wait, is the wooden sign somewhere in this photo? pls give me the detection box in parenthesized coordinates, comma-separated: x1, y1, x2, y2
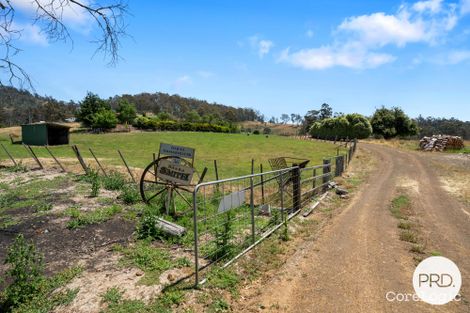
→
(159, 143, 195, 161)
(157, 159, 195, 185)
(218, 190, 246, 213)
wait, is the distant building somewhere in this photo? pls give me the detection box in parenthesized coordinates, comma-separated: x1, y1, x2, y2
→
(21, 122, 71, 146)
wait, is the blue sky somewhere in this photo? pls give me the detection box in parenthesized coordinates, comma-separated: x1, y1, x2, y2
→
(7, 0, 470, 120)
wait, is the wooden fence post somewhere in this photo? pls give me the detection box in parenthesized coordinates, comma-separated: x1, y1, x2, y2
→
(71, 145, 89, 174)
(24, 144, 43, 169)
(1, 143, 17, 166)
(118, 150, 136, 183)
(45, 146, 66, 172)
(89, 148, 107, 177)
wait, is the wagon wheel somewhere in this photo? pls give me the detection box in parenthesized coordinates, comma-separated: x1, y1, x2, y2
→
(140, 156, 199, 215)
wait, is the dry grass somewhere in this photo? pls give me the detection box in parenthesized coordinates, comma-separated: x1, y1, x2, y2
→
(238, 121, 300, 136)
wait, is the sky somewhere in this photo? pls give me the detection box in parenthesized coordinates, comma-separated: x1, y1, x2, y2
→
(5, 0, 470, 120)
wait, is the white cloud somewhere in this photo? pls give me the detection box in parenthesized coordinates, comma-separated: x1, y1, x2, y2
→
(306, 29, 314, 38)
(249, 36, 274, 58)
(280, 0, 462, 70)
(443, 50, 470, 64)
(412, 0, 443, 13)
(11, 0, 91, 24)
(461, 0, 470, 14)
(338, 2, 458, 48)
(12, 22, 48, 46)
(279, 46, 395, 70)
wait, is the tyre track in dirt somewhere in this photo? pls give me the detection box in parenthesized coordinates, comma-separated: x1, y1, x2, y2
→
(248, 143, 469, 313)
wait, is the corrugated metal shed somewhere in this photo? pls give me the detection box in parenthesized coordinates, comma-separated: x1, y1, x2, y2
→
(21, 122, 71, 146)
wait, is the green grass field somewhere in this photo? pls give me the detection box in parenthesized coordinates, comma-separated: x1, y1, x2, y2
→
(0, 131, 344, 180)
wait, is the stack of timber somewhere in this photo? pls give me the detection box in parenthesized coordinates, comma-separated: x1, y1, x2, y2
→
(419, 135, 464, 151)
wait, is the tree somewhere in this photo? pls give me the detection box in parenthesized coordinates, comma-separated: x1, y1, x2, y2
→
(185, 110, 202, 123)
(370, 107, 418, 139)
(280, 114, 290, 124)
(0, 0, 129, 88)
(116, 100, 136, 125)
(319, 103, 333, 120)
(309, 113, 372, 139)
(76, 92, 110, 127)
(91, 109, 118, 130)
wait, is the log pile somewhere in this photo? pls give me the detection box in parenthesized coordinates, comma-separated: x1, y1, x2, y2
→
(419, 135, 464, 151)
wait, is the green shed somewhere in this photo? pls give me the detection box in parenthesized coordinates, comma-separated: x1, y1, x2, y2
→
(21, 122, 71, 146)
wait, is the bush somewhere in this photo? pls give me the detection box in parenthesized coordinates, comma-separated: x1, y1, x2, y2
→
(91, 109, 118, 130)
(370, 107, 418, 139)
(1, 234, 44, 311)
(137, 206, 161, 240)
(101, 171, 126, 191)
(253, 130, 260, 135)
(263, 127, 272, 135)
(119, 185, 140, 204)
(132, 118, 231, 133)
(309, 113, 372, 139)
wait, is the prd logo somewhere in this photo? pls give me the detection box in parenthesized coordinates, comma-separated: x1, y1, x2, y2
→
(413, 256, 462, 305)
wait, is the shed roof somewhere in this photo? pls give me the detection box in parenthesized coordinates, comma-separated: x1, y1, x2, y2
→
(21, 122, 72, 128)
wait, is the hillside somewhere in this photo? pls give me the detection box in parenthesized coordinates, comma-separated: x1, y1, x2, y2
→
(0, 87, 261, 127)
(239, 121, 300, 136)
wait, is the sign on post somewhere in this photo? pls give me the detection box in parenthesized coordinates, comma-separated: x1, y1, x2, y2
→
(157, 159, 195, 185)
(159, 143, 195, 165)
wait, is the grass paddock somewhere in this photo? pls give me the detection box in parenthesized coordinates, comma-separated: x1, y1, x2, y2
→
(0, 131, 343, 180)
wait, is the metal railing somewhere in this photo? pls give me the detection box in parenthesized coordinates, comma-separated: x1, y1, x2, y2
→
(192, 167, 296, 285)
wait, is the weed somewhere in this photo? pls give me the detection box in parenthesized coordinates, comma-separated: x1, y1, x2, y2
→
(410, 244, 425, 254)
(207, 267, 239, 293)
(0, 234, 44, 310)
(430, 250, 442, 256)
(400, 230, 418, 243)
(208, 211, 235, 261)
(175, 257, 192, 268)
(114, 240, 172, 282)
(34, 203, 52, 213)
(102, 171, 126, 191)
(208, 297, 230, 312)
(66, 205, 122, 229)
(7, 162, 28, 173)
(90, 175, 100, 197)
(397, 220, 412, 230)
(390, 195, 411, 220)
(136, 206, 160, 240)
(159, 290, 184, 306)
(102, 287, 123, 306)
(280, 219, 289, 241)
(119, 185, 140, 204)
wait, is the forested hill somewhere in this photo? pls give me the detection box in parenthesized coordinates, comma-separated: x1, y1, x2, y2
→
(0, 87, 261, 127)
(108, 92, 260, 122)
(0, 86, 76, 127)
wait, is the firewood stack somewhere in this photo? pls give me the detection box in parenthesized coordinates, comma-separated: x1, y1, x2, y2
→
(419, 135, 464, 151)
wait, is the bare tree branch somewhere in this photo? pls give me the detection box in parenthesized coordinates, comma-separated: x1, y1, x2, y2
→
(0, 0, 129, 89)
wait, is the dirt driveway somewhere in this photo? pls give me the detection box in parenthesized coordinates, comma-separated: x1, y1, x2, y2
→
(249, 143, 470, 312)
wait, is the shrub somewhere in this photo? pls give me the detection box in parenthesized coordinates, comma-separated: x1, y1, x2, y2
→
(253, 130, 260, 135)
(263, 127, 272, 135)
(137, 206, 161, 240)
(101, 171, 126, 191)
(1, 234, 44, 310)
(309, 113, 372, 139)
(119, 185, 140, 204)
(370, 107, 418, 139)
(90, 174, 100, 197)
(91, 109, 118, 130)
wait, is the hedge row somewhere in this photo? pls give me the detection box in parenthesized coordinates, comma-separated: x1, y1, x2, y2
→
(309, 113, 372, 140)
(133, 116, 235, 133)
